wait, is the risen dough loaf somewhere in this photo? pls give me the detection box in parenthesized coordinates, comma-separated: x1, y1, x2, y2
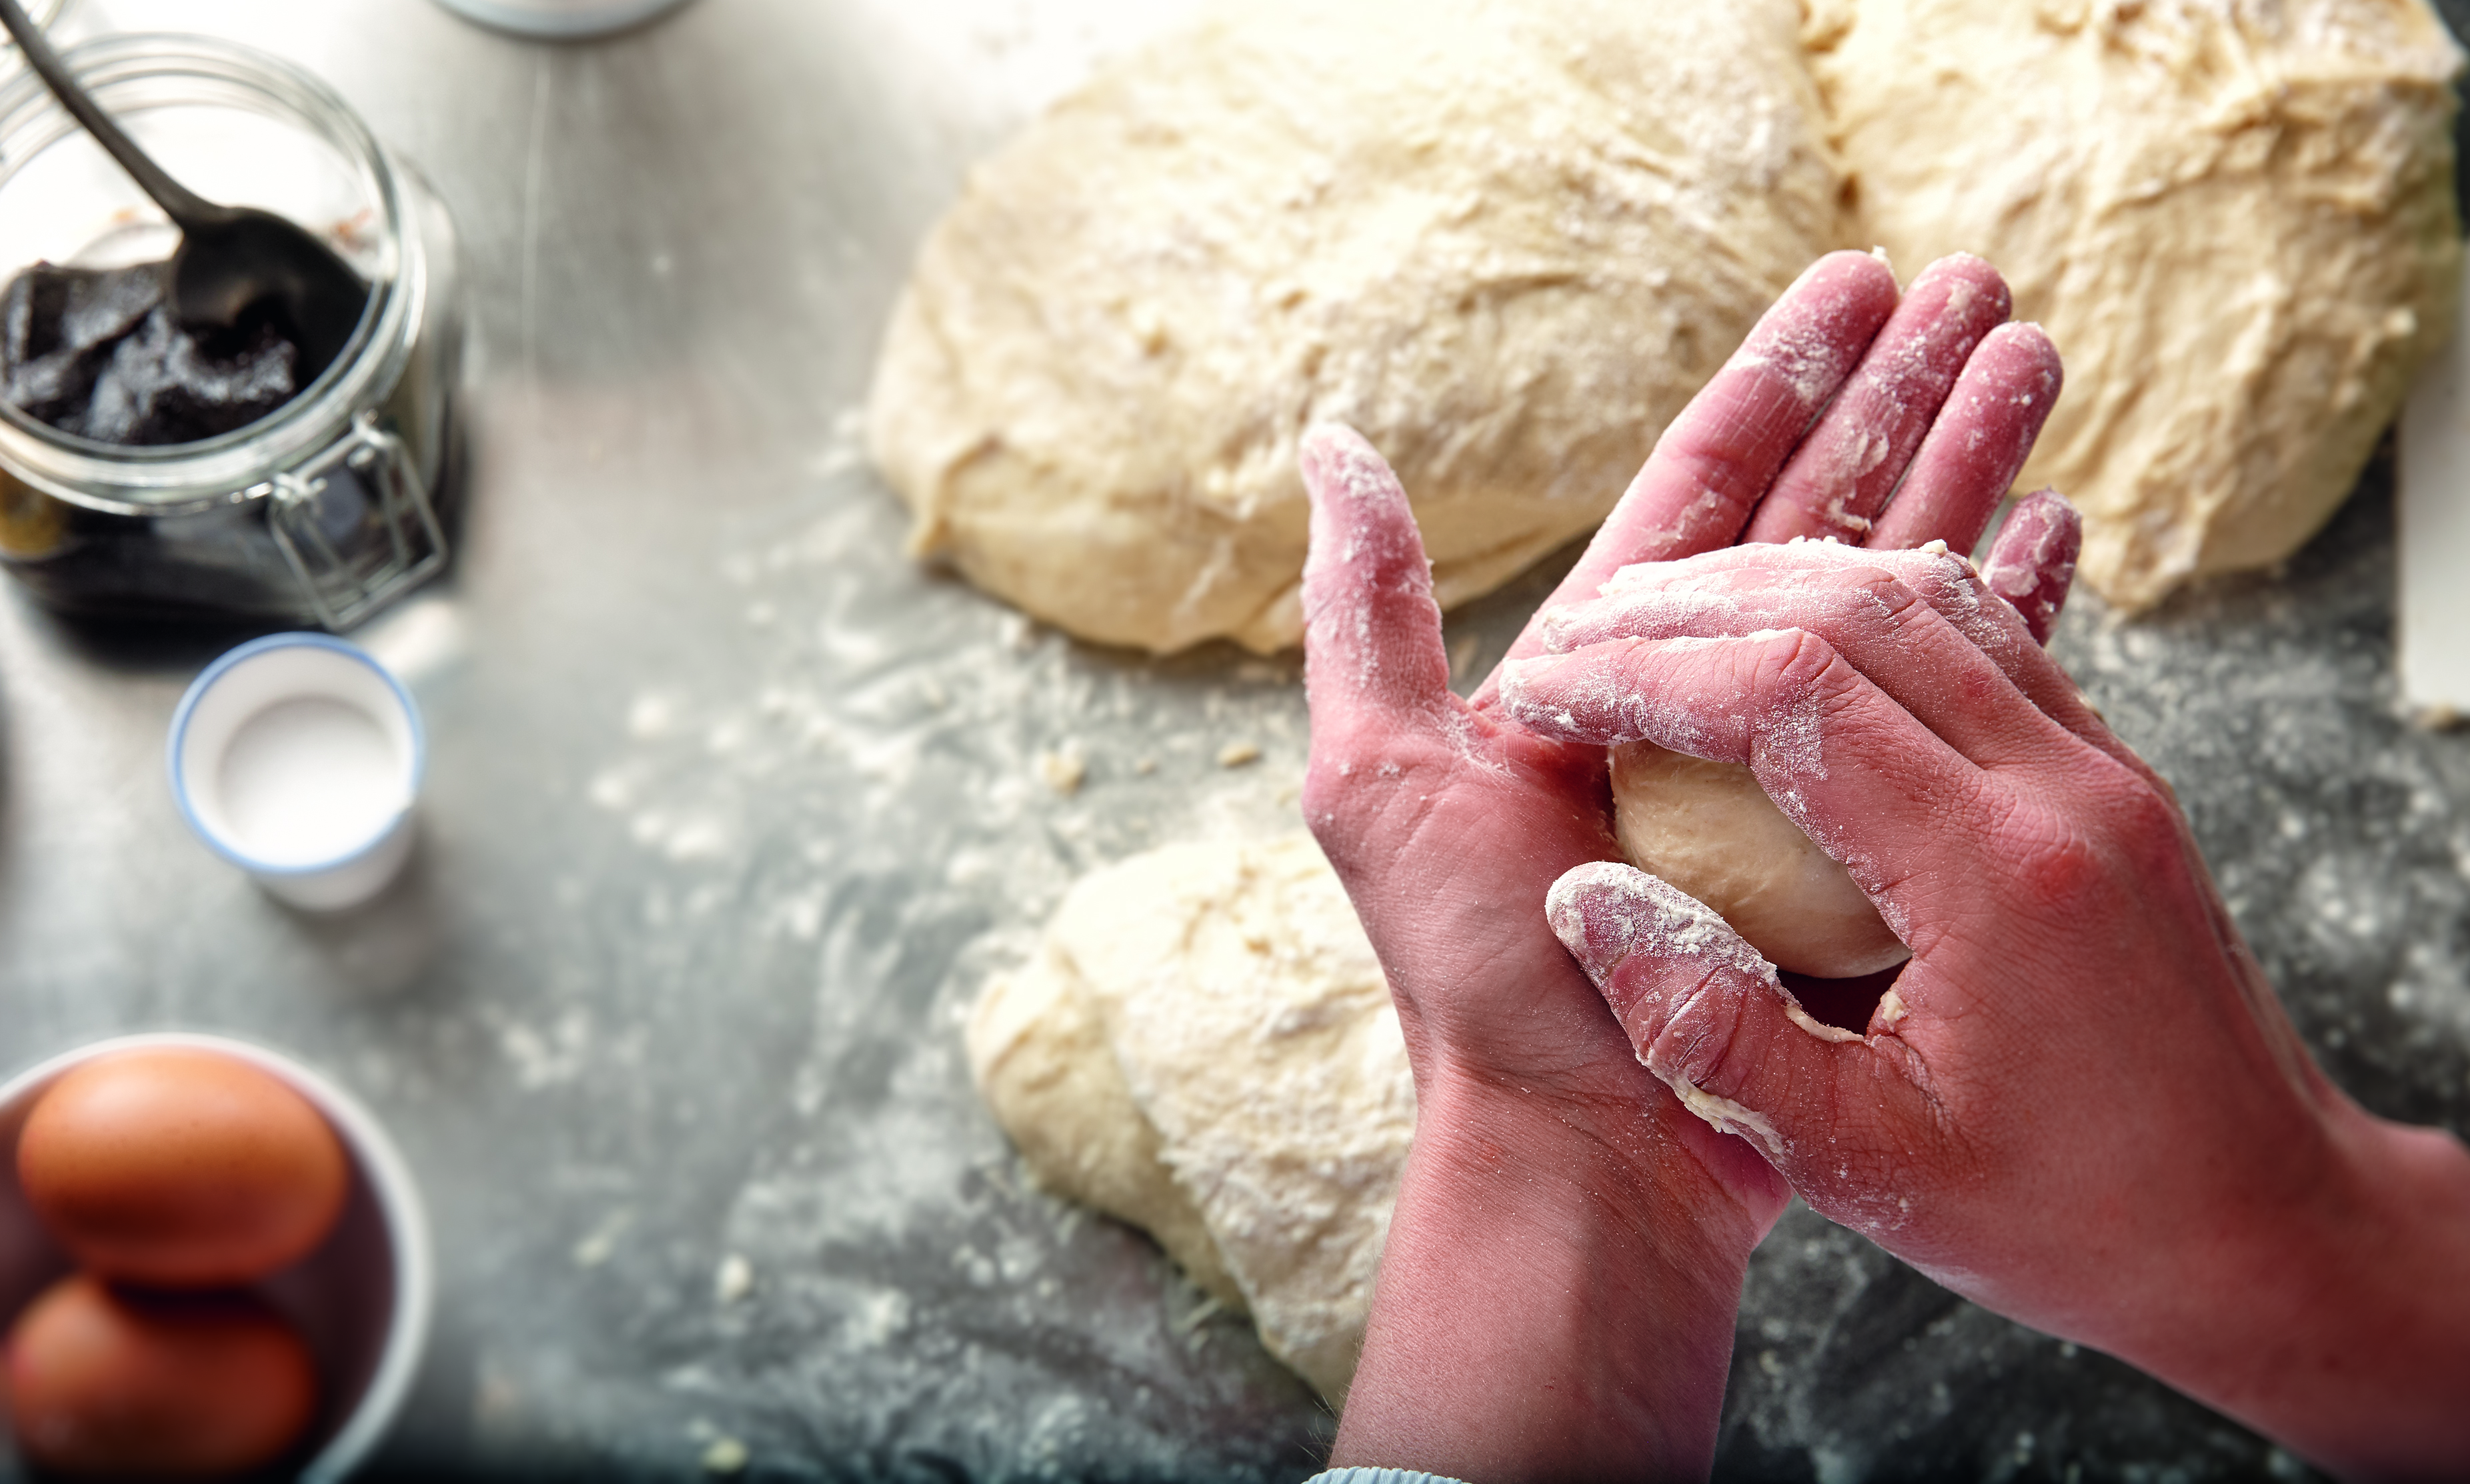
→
(1609, 742, 1907, 979)
(1807, 0, 2463, 611)
(870, 0, 1845, 653)
(966, 834, 1412, 1401)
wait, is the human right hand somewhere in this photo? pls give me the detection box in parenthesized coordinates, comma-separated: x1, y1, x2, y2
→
(1502, 540, 2470, 1477)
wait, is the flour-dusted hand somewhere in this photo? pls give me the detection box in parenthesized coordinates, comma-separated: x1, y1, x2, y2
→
(1506, 541, 2470, 1479)
(1298, 250, 2073, 1479)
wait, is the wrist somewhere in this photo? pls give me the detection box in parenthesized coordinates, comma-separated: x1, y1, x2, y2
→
(2125, 1107, 2470, 1476)
(1412, 1056, 1778, 1268)
(1330, 1061, 1769, 1481)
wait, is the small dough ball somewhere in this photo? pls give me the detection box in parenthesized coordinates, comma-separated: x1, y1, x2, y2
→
(1807, 0, 2463, 611)
(870, 0, 1846, 654)
(1609, 741, 1908, 979)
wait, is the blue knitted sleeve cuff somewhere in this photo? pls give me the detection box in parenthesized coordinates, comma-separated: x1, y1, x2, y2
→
(1300, 1470, 1473, 1484)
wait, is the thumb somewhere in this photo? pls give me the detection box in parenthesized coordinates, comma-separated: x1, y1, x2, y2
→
(1299, 423, 1458, 732)
(1546, 862, 1937, 1181)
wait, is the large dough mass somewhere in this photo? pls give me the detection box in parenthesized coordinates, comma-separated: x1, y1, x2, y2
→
(966, 834, 1412, 1401)
(1808, 0, 2463, 611)
(870, 0, 1844, 653)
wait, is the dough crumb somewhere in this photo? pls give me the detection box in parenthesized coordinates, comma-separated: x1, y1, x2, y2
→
(1216, 741, 1262, 768)
(1169, 1291, 1224, 1334)
(1656, 1071, 1785, 1159)
(1782, 1000, 1865, 1045)
(702, 1437, 748, 1475)
(1037, 748, 1088, 794)
(714, 1253, 753, 1305)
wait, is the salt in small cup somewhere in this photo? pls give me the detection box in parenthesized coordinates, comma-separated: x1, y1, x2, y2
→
(168, 633, 425, 911)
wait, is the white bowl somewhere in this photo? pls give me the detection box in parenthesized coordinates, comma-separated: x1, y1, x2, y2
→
(0, 1033, 433, 1483)
(168, 633, 425, 912)
(430, 0, 692, 39)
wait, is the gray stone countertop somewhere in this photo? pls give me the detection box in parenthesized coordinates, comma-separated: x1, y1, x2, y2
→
(0, 1, 2461, 1479)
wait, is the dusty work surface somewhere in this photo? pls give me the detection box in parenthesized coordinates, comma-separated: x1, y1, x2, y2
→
(0, 1, 2463, 1479)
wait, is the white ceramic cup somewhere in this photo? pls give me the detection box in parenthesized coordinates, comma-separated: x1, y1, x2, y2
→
(168, 633, 425, 911)
(430, 0, 692, 39)
(0, 1032, 435, 1483)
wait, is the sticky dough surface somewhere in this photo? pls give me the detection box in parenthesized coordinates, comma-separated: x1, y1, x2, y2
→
(868, 0, 1844, 653)
(1807, 0, 2463, 611)
(965, 833, 1411, 1403)
(1609, 741, 1909, 979)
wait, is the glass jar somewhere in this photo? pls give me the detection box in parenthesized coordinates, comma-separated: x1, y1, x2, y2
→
(0, 35, 462, 629)
(0, 0, 68, 67)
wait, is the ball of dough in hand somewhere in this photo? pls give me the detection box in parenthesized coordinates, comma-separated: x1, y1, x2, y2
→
(1609, 741, 1909, 979)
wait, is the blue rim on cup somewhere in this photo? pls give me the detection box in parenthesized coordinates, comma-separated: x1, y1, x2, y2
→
(0, 1032, 435, 1482)
(167, 633, 425, 911)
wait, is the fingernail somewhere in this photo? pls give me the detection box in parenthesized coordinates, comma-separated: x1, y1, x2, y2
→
(1494, 651, 1550, 691)
(1599, 561, 1660, 597)
(1494, 653, 1569, 712)
(1297, 422, 1366, 494)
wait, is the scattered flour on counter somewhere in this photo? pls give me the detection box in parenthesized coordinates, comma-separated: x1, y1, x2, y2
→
(560, 442, 1336, 1474)
(844, 0, 1202, 128)
(488, 1005, 595, 1091)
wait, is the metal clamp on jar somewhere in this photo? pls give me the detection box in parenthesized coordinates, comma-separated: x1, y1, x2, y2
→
(0, 35, 463, 629)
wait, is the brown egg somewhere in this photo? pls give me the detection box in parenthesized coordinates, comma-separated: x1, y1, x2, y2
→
(5, 1272, 317, 1476)
(17, 1048, 349, 1287)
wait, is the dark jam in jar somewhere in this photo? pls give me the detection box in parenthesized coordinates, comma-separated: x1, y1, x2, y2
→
(0, 37, 460, 627)
(0, 259, 355, 447)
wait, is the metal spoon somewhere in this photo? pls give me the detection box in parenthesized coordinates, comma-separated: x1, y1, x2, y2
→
(0, 0, 370, 382)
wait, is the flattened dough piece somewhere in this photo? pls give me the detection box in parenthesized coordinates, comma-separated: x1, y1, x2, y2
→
(870, 0, 1845, 654)
(1808, 0, 2463, 611)
(966, 834, 1412, 1401)
(968, 947, 1244, 1310)
(1609, 742, 1907, 980)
